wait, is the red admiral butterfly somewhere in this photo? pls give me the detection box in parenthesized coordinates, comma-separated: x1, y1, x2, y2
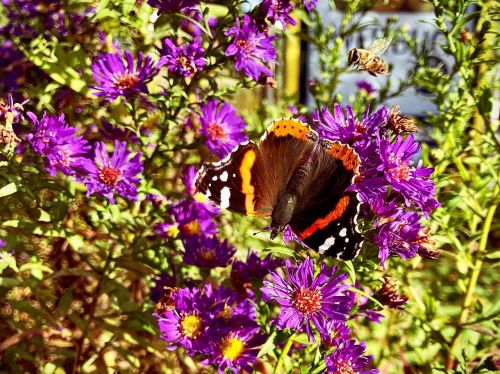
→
(195, 118, 363, 260)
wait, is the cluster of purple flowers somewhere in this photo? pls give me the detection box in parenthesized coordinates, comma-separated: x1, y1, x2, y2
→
(260, 257, 378, 373)
(155, 283, 266, 372)
(312, 104, 440, 266)
(24, 111, 143, 203)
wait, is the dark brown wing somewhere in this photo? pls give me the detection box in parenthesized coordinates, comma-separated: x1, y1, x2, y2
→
(195, 118, 318, 217)
(289, 140, 363, 260)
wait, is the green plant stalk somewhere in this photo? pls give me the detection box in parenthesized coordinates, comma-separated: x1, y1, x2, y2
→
(445, 186, 498, 369)
(274, 333, 296, 374)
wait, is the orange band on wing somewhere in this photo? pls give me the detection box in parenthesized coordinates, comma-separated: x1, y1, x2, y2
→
(267, 119, 317, 141)
(325, 142, 360, 172)
(240, 149, 257, 214)
(298, 195, 351, 240)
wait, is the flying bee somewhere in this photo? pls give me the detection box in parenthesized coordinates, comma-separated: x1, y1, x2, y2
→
(347, 37, 392, 77)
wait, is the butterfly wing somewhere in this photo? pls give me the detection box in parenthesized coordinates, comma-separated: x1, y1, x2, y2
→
(289, 140, 363, 260)
(195, 118, 318, 217)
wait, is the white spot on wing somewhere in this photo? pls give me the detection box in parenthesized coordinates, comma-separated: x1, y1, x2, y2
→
(220, 187, 231, 209)
(318, 237, 335, 254)
(339, 228, 347, 237)
(212, 176, 218, 181)
(220, 171, 228, 182)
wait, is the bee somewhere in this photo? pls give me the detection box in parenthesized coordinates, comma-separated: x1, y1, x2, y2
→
(347, 37, 392, 77)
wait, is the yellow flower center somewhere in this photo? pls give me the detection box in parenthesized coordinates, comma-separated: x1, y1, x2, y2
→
(200, 249, 216, 262)
(194, 192, 208, 203)
(179, 314, 203, 339)
(221, 337, 245, 361)
(218, 305, 232, 320)
(181, 220, 201, 235)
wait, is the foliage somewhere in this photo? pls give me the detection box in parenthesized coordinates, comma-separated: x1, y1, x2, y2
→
(0, 0, 498, 373)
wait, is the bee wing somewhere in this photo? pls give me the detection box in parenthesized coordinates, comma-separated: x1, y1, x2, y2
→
(367, 37, 392, 56)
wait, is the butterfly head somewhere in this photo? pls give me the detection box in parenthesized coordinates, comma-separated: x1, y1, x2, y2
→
(269, 225, 283, 240)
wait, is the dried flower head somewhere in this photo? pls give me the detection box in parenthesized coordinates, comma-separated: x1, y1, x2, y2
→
(377, 276, 408, 310)
(385, 106, 419, 134)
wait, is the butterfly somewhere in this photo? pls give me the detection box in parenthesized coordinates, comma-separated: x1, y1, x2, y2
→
(195, 118, 363, 260)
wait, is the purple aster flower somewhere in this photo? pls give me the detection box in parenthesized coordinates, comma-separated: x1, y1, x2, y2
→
(150, 272, 176, 303)
(91, 50, 158, 101)
(171, 198, 218, 237)
(230, 251, 282, 296)
(210, 285, 258, 332)
(0, 94, 27, 125)
(0, 239, 5, 247)
(377, 134, 439, 216)
(261, 257, 352, 340)
(321, 320, 350, 348)
(325, 340, 378, 374)
(158, 38, 206, 78)
(374, 210, 423, 266)
(147, 0, 199, 13)
(202, 327, 266, 373)
(346, 282, 384, 323)
(302, 0, 318, 11)
(198, 99, 248, 158)
(78, 140, 143, 203)
(259, 0, 297, 29)
(182, 235, 235, 268)
(225, 14, 277, 81)
(356, 80, 376, 95)
(26, 112, 90, 176)
(155, 286, 215, 354)
(312, 104, 389, 146)
(154, 222, 179, 239)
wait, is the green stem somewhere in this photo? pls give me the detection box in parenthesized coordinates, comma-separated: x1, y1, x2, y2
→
(445, 188, 498, 369)
(274, 333, 296, 374)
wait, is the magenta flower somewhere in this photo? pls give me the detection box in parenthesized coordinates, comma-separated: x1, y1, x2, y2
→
(259, 0, 297, 29)
(78, 141, 143, 203)
(377, 134, 439, 216)
(320, 320, 350, 348)
(356, 80, 376, 95)
(156, 286, 215, 354)
(202, 327, 266, 373)
(225, 15, 277, 81)
(159, 38, 206, 78)
(198, 99, 248, 158)
(26, 112, 90, 176)
(91, 50, 158, 101)
(261, 257, 352, 340)
(325, 340, 378, 374)
(148, 0, 199, 13)
(182, 235, 236, 268)
(302, 0, 318, 11)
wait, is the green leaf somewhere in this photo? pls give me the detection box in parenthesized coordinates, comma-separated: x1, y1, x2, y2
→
(55, 289, 73, 318)
(0, 182, 17, 198)
(257, 331, 276, 358)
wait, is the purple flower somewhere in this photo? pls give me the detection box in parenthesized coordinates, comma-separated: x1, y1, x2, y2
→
(325, 340, 378, 374)
(147, 0, 199, 13)
(182, 235, 235, 268)
(150, 272, 176, 303)
(260, 0, 297, 29)
(154, 222, 179, 239)
(198, 99, 248, 158)
(374, 210, 423, 266)
(320, 321, 350, 348)
(230, 251, 282, 296)
(302, 0, 318, 11)
(26, 112, 90, 176)
(91, 51, 158, 101)
(159, 38, 206, 78)
(0, 94, 27, 124)
(261, 257, 352, 340)
(210, 285, 257, 331)
(78, 140, 143, 203)
(0, 239, 5, 247)
(356, 80, 376, 95)
(156, 286, 215, 354)
(225, 15, 277, 81)
(202, 327, 266, 373)
(377, 134, 439, 215)
(171, 198, 218, 237)
(312, 104, 389, 146)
